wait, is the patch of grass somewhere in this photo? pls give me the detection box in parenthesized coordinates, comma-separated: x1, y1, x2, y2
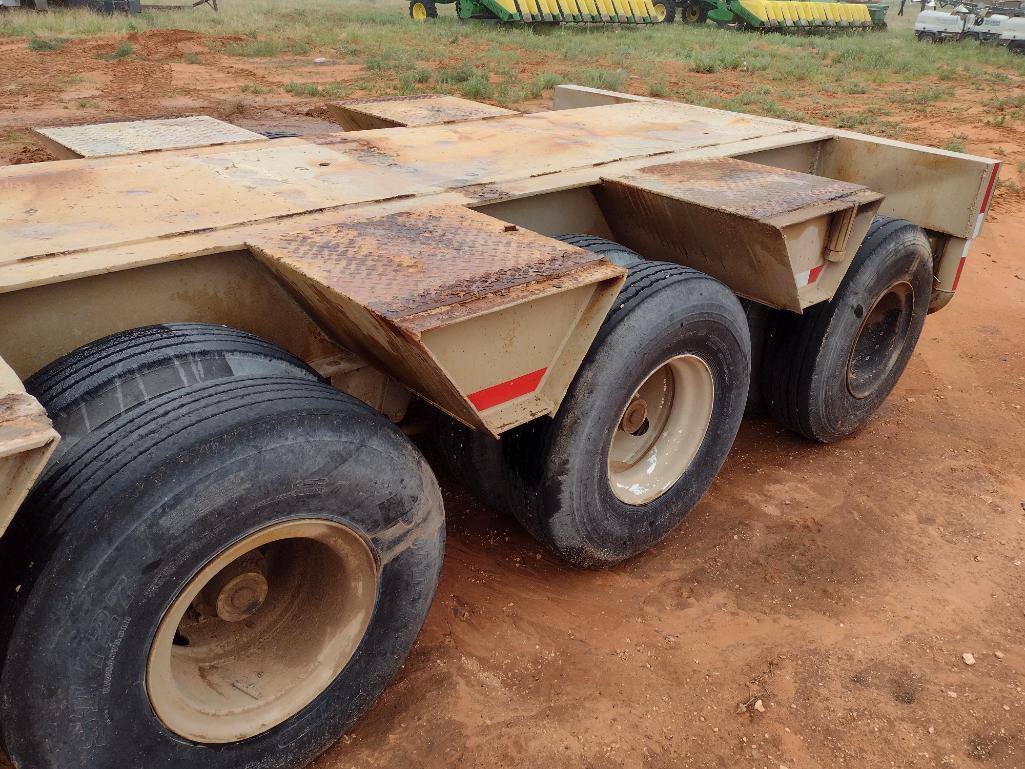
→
(183, 52, 202, 64)
(720, 86, 807, 122)
(365, 47, 412, 72)
(647, 81, 668, 98)
(943, 134, 968, 153)
(892, 85, 953, 105)
(987, 94, 1025, 111)
(436, 62, 482, 85)
(538, 72, 563, 90)
(284, 81, 320, 96)
(225, 39, 309, 57)
(283, 81, 350, 97)
(28, 36, 65, 52)
(95, 40, 133, 60)
(516, 72, 564, 101)
(460, 72, 493, 100)
(240, 83, 269, 94)
(398, 67, 432, 93)
(581, 68, 625, 90)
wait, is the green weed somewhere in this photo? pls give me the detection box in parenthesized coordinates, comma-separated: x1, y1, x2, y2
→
(943, 134, 968, 153)
(28, 35, 65, 51)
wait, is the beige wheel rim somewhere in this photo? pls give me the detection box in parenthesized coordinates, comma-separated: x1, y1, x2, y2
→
(412, 2, 428, 20)
(654, 1, 667, 21)
(147, 520, 378, 744)
(608, 354, 714, 505)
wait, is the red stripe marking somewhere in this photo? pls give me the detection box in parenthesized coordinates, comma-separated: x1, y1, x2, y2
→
(952, 255, 968, 290)
(808, 264, 825, 284)
(980, 163, 1000, 213)
(468, 367, 547, 411)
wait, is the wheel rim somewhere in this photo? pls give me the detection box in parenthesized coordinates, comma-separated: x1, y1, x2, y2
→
(607, 354, 714, 505)
(147, 520, 378, 744)
(846, 281, 915, 400)
(684, 3, 700, 21)
(412, 2, 428, 20)
(653, 1, 667, 21)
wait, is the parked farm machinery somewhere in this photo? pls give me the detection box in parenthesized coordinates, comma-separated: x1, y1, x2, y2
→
(409, 0, 888, 28)
(679, 0, 889, 28)
(410, 0, 661, 23)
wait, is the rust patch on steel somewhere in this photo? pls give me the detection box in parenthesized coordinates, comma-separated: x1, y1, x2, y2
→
(460, 183, 511, 204)
(255, 206, 611, 319)
(614, 157, 866, 220)
(398, 259, 623, 334)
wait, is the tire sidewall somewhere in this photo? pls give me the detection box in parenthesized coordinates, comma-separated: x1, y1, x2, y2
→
(540, 278, 749, 566)
(805, 227, 932, 440)
(2, 412, 443, 769)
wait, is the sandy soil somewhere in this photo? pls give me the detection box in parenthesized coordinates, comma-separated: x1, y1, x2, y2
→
(1, 27, 1024, 769)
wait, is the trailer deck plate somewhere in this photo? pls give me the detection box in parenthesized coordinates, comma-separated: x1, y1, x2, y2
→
(252, 205, 624, 433)
(326, 95, 518, 131)
(33, 116, 265, 159)
(605, 157, 867, 219)
(254, 206, 609, 320)
(597, 157, 882, 310)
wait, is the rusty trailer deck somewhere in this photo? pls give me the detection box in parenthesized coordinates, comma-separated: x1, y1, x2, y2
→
(0, 86, 1000, 442)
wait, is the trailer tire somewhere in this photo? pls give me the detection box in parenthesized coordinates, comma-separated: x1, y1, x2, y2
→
(550, 233, 645, 268)
(739, 298, 777, 415)
(513, 261, 748, 567)
(652, 0, 676, 22)
(761, 216, 932, 443)
(1010, 40, 1025, 54)
(0, 376, 444, 769)
(24, 323, 320, 466)
(428, 234, 643, 513)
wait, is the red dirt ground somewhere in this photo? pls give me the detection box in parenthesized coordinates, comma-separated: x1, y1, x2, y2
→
(1, 28, 1024, 769)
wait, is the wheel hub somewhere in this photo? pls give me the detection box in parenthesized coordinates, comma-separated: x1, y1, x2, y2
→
(847, 281, 915, 400)
(196, 551, 269, 623)
(608, 354, 715, 506)
(620, 397, 649, 435)
(147, 520, 378, 744)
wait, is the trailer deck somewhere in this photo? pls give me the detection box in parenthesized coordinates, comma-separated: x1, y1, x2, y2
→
(0, 89, 998, 438)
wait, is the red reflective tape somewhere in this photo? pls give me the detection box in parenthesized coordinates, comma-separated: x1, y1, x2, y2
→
(980, 163, 1000, 213)
(952, 255, 968, 291)
(468, 367, 547, 411)
(808, 264, 825, 284)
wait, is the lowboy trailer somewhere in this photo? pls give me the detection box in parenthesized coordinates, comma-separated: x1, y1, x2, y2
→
(0, 85, 998, 769)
